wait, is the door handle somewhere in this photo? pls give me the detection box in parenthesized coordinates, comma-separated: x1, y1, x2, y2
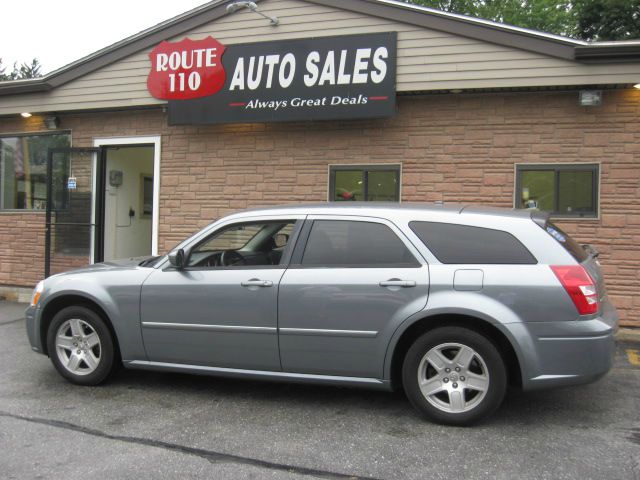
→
(241, 279, 273, 287)
(379, 279, 416, 288)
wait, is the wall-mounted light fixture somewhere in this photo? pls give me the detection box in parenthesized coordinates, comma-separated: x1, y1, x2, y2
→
(579, 90, 602, 107)
(44, 116, 60, 130)
(634, 83, 640, 89)
(20, 112, 32, 118)
(226, 1, 279, 26)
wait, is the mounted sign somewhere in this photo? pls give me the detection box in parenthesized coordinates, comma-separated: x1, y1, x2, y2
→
(147, 37, 226, 100)
(152, 32, 397, 124)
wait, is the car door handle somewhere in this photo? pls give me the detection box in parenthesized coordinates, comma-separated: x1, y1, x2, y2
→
(241, 279, 274, 287)
(379, 279, 416, 288)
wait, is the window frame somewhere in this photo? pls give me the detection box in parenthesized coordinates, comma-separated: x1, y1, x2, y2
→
(173, 218, 303, 271)
(289, 216, 422, 269)
(328, 164, 401, 203)
(514, 163, 600, 219)
(0, 130, 72, 212)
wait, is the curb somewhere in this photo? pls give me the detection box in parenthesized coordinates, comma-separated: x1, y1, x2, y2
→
(616, 328, 640, 343)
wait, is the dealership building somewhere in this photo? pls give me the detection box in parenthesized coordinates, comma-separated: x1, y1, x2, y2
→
(0, 0, 639, 327)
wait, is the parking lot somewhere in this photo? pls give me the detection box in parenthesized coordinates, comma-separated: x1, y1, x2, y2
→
(1, 300, 638, 480)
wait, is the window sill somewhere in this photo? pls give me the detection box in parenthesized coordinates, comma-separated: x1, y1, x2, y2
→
(0, 210, 47, 214)
(548, 214, 600, 221)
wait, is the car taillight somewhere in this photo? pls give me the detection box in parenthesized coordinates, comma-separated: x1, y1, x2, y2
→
(550, 265, 599, 315)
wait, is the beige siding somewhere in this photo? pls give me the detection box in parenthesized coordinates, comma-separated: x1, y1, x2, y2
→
(2, 0, 640, 115)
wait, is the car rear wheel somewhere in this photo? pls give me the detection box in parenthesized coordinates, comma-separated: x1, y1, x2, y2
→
(46, 306, 116, 386)
(402, 326, 507, 425)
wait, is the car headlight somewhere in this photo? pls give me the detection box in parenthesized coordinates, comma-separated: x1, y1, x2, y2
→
(30, 280, 44, 307)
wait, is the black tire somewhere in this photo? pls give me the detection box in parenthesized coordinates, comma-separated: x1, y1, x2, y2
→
(402, 326, 507, 426)
(46, 306, 116, 386)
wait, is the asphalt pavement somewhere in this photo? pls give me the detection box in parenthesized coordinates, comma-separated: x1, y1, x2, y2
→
(0, 301, 638, 480)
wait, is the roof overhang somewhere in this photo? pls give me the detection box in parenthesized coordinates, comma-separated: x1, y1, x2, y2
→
(0, 0, 639, 97)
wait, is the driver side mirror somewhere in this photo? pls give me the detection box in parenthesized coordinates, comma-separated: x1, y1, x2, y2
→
(274, 233, 289, 248)
(168, 248, 185, 269)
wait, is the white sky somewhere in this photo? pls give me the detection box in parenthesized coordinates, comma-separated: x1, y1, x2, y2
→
(1, 0, 212, 74)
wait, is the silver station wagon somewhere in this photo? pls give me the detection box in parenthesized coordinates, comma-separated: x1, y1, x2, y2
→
(26, 204, 618, 425)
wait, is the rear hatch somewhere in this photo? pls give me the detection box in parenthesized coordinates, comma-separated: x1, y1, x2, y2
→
(544, 222, 606, 301)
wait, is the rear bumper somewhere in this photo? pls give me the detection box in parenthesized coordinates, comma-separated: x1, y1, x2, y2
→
(508, 299, 618, 391)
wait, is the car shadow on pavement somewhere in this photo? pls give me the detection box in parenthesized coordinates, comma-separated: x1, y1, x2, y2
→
(103, 366, 622, 429)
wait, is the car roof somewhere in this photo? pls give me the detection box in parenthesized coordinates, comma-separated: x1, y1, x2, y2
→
(224, 202, 547, 224)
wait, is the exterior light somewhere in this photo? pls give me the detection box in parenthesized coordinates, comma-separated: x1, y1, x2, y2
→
(44, 116, 60, 130)
(21, 112, 32, 118)
(450, 89, 463, 94)
(634, 83, 640, 89)
(579, 90, 602, 107)
(226, 1, 279, 26)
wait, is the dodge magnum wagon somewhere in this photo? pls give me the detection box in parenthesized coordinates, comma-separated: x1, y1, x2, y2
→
(26, 203, 618, 425)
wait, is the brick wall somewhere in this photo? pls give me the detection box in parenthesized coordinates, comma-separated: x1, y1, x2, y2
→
(1, 88, 638, 326)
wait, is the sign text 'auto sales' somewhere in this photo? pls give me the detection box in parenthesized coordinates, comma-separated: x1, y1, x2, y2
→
(147, 33, 397, 124)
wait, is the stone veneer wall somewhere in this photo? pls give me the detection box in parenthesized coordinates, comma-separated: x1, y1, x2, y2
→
(0, 89, 638, 326)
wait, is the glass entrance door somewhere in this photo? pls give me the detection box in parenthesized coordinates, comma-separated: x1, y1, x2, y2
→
(45, 147, 104, 277)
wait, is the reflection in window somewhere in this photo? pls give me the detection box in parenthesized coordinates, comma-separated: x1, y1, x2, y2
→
(188, 221, 296, 268)
(516, 164, 598, 218)
(0, 133, 71, 210)
(330, 165, 400, 202)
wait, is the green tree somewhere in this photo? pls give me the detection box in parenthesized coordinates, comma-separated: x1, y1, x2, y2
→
(573, 0, 640, 40)
(408, 0, 575, 36)
(0, 58, 43, 81)
(406, 0, 640, 40)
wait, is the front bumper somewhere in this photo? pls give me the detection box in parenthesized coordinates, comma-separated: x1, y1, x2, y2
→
(507, 298, 618, 391)
(25, 304, 45, 354)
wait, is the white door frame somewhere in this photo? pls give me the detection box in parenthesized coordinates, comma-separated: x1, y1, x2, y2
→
(92, 136, 161, 259)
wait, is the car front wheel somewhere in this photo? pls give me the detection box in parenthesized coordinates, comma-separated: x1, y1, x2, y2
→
(46, 306, 116, 386)
(402, 326, 507, 425)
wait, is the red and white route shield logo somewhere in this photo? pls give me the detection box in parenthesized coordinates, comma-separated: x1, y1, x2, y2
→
(147, 36, 227, 100)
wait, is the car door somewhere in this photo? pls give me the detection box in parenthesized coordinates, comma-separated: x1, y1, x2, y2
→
(140, 216, 302, 371)
(278, 215, 429, 378)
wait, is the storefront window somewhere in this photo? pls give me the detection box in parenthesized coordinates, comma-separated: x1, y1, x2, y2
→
(516, 164, 598, 217)
(0, 133, 71, 210)
(330, 165, 400, 202)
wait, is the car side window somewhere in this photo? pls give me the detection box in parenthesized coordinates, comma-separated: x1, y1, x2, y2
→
(187, 220, 297, 268)
(409, 221, 537, 264)
(301, 220, 419, 267)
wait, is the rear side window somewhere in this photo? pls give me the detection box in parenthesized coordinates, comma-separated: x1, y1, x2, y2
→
(545, 222, 588, 262)
(302, 220, 419, 267)
(409, 221, 537, 265)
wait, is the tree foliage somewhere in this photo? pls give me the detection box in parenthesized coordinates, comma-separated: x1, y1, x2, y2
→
(0, 58, 42, 81)
(407, 0, 640, 40)
(573, 0, 640, 41)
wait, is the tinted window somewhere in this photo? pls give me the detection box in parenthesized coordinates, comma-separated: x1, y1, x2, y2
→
(302, 220, 418, 267)
(409, 222, 537, 265)
(545, 222, 588, 262)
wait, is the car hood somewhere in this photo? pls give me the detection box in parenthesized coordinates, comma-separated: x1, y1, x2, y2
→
(52, 255, 159, 276)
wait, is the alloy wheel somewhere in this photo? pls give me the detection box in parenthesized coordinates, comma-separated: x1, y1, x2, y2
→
(417, 342, 490, 414)
(55, 318, 102, 376)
